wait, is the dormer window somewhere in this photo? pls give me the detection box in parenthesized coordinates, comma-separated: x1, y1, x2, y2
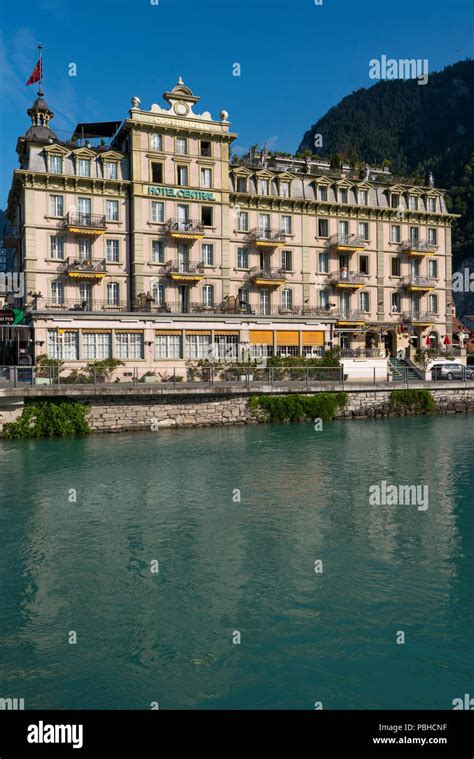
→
(427, 197, 436, 212)
(358, 189, 368, 205)
(77, 158, 91, 177)
(236, 176, 247, 193)
(319, 186, 328, 201)
(49, 155, 62, 174)
(391, 193, 400, 208)
(280, 181, 290, 198)
(104, 161, 117, 180)
(339, 188, 348, 203)
(258, 178, 269, 195)
(409, 195, 418, 210)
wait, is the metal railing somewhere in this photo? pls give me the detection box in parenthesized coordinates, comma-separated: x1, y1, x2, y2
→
(63, 212, 106, 230)
(402, 311, 438, 322)
(398, 239, 437, 253)
(402, 275, 437, 289)
(325, 233, 366, 249)
(333, 310, 370, 322)
(339, 348, 382, 357)
(247, 227, 287, 243)
(327, 271, 369, 286)
(58, 257, 107, 275)
(164, 218, 204, 235)
(29, 297, 129, 312)
(162, 259, 205, 275)
(246, 266, 286, 280)
(131, 301, 335, 317)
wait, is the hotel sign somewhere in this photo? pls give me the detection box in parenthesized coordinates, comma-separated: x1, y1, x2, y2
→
(148, 186, 215, 201)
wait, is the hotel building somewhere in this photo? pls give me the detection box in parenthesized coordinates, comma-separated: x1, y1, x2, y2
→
(1, 78, 457, 376)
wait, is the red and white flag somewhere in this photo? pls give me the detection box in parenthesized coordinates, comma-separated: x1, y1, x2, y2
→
(26, 58, 42, 86)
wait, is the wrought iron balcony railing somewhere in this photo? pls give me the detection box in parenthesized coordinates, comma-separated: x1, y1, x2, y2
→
(398, 239, 437, 254)
(246, 228, 287, 244)
(333, 310, 370, 322)
(131, 301, 337, 317)
(164, 218, 204, 236)
(327, 271, 369, 286)
(63, 212, 106, 230)
(325, 233, 366, 250)
(246, 266, 286, 281)
(28, 297, 128, 312)
(162, 259, 205, 276)
(402, 275, 437, 289)
(58, 257, 107, 275)
(402, 311, 438, 322)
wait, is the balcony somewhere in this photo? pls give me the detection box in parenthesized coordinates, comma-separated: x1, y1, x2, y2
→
(1, 225, 20, 248)
(63, 212, 106, 235)
(325, 233, 366, 253)
(402, 311, 438, 326)
(163, 259, 205, 282)
(29, 297, 128, 312)
(58, 257, 107, 279)
(327, 270, 369, 289)
(131, 301, 336, 318)
(398, 239, 437, 256)
(246, 266, 286, 287)
(402, 275, 437, 292)
(164, 218, 204, 240)
(333, 310, 370, 326)
(246, 228, 287, 247)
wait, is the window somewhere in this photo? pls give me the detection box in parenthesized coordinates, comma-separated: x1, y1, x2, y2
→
(319, 252, 329, 273)
(106, 199, 119, 221)
(281, 288, 293, 310)
(237, 211, 248, 231)
(358, 222, 369, 240)
(281, 215, 292, 234)
(428, 293, 438, 313)
(391, 257, 401, 276)
(359, 189, 368, 205)
(339, 220, 349, 237)
(79, 282, 92, 307)
(151, 162, 163, 183)
(49, 195, 64, 217)
(50, 280, 64, 304)
(201, 243, 214, 266)
(427, 197, 436, 212)
(202, 284, 214, 307)
(409, 226, 419, 242)
(151, 134, 162, 151)
(281, 250, 292, 271)
(151, 201, 164, 223)
(339, 188, 348, 203)
(155, 334, 182, 359)
(105, 161, 117, 180)
(214, 334, 239, 360)
(82, 332, 112, 360)
(151, 240, 165, 264)
(107, 282, 120, 306)
(391, 193, 400, 208)
(280, 181, 290, 198)
(186, 334, 211, 359)
(428, 227, 437, 244)
(50, 236, 65, 259)
(77, 158, 91, 177)
(259, 289, 270, 315)
(115, 332, 144, 359)
(428, 259, 438, 278)
(78, 197, 91, 218)
(391, 224, 401, 243)
(176, 137, 187, 155)
(48, 329, 78, 360)
(200, 140, 212, 157)
(318, 218, 329, 237)
(320, 289, 329, 309)
(78, 238, 91, 261)
(200, 168, 212, 189)
(319, 186, 328, 201)
(238, 287, 248, 305)
(359, 255, 369, 275)
(391, 292, 401, 312)
(201, 206, 213, 226)
(258, 178, 269, 195)
(49, 155, 62, 174)
(106, 239, 119, 263)
(236, 177, 247, 193)
(259, 213, 270, 231)
(152, 282, 166, 305)
(237, 247, 249, 268)
(177, 165, 189, 186)
(360, 291, 369, 311)
(409, 195, 418, 210)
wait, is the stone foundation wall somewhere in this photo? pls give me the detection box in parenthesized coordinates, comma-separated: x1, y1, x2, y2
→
(1, 387, 474, 436)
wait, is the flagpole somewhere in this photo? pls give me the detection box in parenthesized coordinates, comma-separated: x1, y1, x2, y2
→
(38, 42, 43, 95)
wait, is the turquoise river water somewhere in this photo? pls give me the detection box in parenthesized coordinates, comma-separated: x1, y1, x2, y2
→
(0, 415, 473, 709)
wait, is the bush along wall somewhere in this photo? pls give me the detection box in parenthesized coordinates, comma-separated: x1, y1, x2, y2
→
(249, 393, 347, 423)
(3, 400, 90, 440)
(389, 389, 435, 414)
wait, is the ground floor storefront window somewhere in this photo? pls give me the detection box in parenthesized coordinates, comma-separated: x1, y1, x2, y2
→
(47, 330, 79, 360)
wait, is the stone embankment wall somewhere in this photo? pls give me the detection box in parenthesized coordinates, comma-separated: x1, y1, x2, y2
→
(1, 386, 474, 435)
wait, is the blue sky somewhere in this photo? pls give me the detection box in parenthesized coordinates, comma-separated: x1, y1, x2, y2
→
(0, 0, 472, 206)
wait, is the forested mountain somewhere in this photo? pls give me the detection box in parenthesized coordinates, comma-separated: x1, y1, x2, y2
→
(298, 60, 474, 315)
